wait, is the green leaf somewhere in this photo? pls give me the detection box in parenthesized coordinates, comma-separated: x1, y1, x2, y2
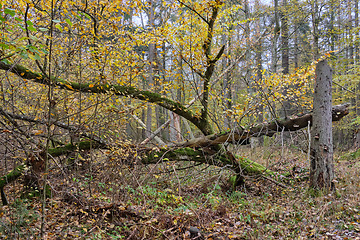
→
(18, 24, 25, 31)
(4, 8, 15, 17)
(28, 53, 41, 61)
(20, 51, 28, 59)
(55, 23, 63, 32)
(28, 53, 36, 61)
(52, 19, 61, 23)
(29, 35, 39, 41)
(65, 18, 72, 26)
(28, 25, 37, 32)
(18, 36, 28, 41)
(26, 20, 33, 26)
(40, 47, 49, 54)
(84, 13, 91, 20)
(27, 45, 39, 53)
(39, 27, 48, 32)
(0, 43, 10, 49)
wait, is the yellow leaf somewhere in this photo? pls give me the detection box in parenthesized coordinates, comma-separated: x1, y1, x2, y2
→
(65, 84, 74, 90)
(32, 130, 43, 135)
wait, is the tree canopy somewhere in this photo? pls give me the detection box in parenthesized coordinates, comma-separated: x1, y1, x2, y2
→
(0, 0, 357, 238)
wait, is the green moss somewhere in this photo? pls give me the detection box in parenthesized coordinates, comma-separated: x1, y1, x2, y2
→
(0, 164, 26, 189)
(0, 61, 204, 131)
(47, 140, 100, 157)
(236, 155, 274, 176)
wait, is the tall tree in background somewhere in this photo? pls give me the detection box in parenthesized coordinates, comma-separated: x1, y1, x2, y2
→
(311, 0, 320, 60)
(281, 0, 289, 75)
(271, 0, 280, 73)
(280, 0, 293, 123)
(146, 0, 155, 138)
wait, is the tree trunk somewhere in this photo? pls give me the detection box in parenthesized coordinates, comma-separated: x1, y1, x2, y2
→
(221, 32, 232, 130)
(281, 0, 289, 75)
(280, 0, 293, 121)
(311, 0, 320, 60)
(309, 60, 334, 190)
(294, 23, 299, 69)
(348, 0, 354, 65)
(355, 0, 359, 63)
(254, 0, 264, 146)
(271, 0, 280, 73)
(0, 103, 349, 202)
(353, 0, 360, 148)
(146, 0, 155, 138)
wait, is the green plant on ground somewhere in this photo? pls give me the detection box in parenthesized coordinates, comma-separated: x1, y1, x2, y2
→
(0, 199, 38, 238)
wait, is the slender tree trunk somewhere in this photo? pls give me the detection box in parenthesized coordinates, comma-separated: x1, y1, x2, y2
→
(348, 0, 354, 65)
(146, 0, 155, 138)
(311, 0, 320, 60)
(244, 0, 251, 81)
(281, 0, 289, 75)
(280, 0, 292, 126)
(309, 60, 334, 190)
(254, 0, 264, 146)
(271, 0, 280, 73)
(222, 32, 231, 130)
(329, 0, 336, 53)
(294, 23, 299, 69)
(355, 0, 359, 63)
(355, 0, 360, 148)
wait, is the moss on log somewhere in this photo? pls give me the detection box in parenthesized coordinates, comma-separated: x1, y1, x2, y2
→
(0, 61, 204, 133)
(47, 140, 101, 157)
(141, 147, 274, 176)
(0, 164, 26, 189)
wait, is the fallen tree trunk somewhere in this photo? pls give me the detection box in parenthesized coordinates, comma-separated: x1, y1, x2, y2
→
(0, 103, 349, 185)
(178, 103, 350, 148)
(0, 103, 350, 203)
(0, 141, 102, 205)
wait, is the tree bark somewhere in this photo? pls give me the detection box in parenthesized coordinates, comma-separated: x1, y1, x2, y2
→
(311, 0, 320, 60)
(146, 0, 155, 138)
(0, 102, 349, 201)
(271, 0, 280, 73)
(309, 60, 334, 190)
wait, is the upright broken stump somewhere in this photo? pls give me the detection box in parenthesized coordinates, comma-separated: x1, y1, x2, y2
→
(309, 59, 334, 190)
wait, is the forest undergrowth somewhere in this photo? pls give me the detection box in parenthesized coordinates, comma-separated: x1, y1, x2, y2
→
(1, 145, 360, 239)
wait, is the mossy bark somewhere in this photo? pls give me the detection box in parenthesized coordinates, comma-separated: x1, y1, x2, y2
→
(47, 140, 101, 157)
(0, 61, 207, 133)
(0, 141, 100, 204)
(0, 164, 26, 205)
(141, 147, 274, 177)
(0, 164, 26, 189)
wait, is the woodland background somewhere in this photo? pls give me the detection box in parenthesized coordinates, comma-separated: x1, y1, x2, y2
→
(0, 0, 360, 239)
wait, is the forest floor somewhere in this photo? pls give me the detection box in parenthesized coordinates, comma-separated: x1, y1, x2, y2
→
(1, 145, 360, 239)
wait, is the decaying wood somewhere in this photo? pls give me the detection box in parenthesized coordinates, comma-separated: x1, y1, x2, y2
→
(177, 103, 349, 148)
(0, 103, 350, 203)
(310, 60, 334, 190)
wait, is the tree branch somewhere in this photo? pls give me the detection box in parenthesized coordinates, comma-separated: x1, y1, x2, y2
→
(0, 107, 107, 146)
(0, 61, 204, 132)
(178, 103, 350, 148)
